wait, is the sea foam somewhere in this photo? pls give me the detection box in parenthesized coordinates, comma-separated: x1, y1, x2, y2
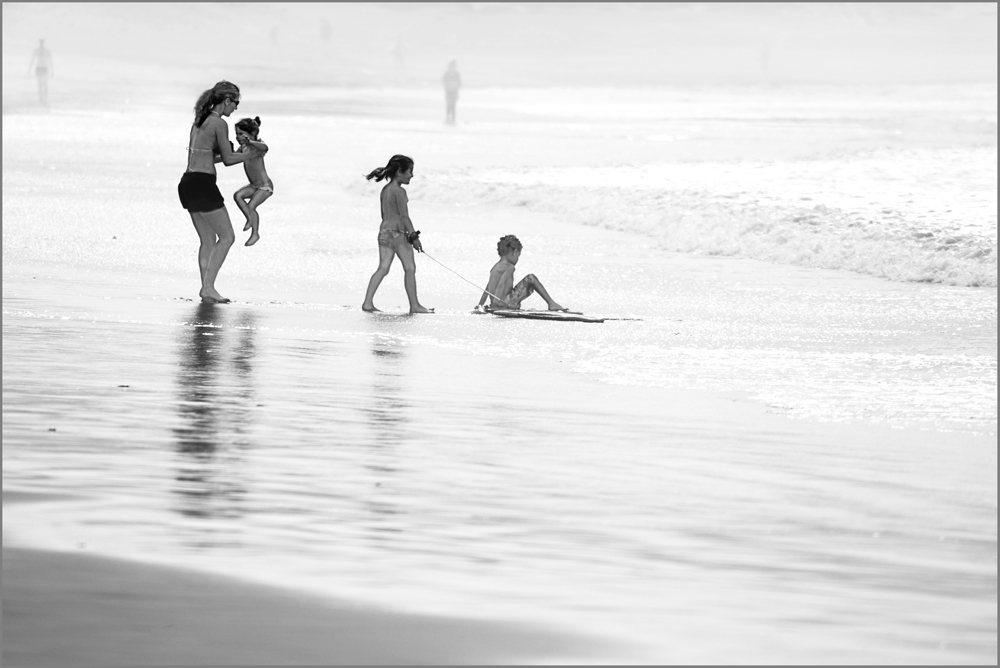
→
(413, 145, 996, 288)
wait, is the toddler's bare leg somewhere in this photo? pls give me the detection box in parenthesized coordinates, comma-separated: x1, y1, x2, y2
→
(233, 186, 256, 231)
(244, 189, 272, 247)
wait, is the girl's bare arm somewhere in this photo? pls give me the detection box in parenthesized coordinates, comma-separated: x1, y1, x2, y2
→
(396, 189, 414, 234)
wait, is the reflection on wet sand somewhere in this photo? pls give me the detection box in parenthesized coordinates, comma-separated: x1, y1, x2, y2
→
(172, 304, 258, 526)
(367, 340, 409, 444)
(362, 339, 409, 545)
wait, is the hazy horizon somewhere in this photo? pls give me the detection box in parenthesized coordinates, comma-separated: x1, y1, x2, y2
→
(3, 2, 997, 96)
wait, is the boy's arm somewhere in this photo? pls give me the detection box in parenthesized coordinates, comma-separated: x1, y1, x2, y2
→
(478, 267, 500, 308)
(479, 265, 512, 308)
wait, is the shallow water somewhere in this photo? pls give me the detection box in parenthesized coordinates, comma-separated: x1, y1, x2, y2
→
(3, 83, 997, 662)
(3, 281, 996, 662)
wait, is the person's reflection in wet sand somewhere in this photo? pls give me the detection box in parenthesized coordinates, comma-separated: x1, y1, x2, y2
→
(363, 339, 410, 547)
(172, 303, 257, 532)
(368, 341, 409, 444)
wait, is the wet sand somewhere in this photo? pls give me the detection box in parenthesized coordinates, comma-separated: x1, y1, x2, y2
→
(3, 507, 608, 666)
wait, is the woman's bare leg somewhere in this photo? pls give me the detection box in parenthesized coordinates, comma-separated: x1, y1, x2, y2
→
(190, 213, 214, 283)
(191, 208, 235, 302)
(362, 243, 396, 311)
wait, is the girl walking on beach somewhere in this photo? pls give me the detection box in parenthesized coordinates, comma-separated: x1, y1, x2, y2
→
(177, 81, 265, 303)
(232, 116, 272, 247)
(361, 154, 433, 314)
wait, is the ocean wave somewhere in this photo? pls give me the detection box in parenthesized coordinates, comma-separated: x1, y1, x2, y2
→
(402, 148, 996, 288)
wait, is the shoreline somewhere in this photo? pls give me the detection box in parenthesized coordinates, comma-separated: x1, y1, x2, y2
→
(3, 493, 618, 666)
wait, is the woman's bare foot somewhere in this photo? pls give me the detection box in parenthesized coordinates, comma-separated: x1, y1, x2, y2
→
(245, 231, 260, 247)
(362, 303, 381, 312)
(243, 220, 252, 232)
(547, 303, 566, 311)
(409, 305, 434, 314)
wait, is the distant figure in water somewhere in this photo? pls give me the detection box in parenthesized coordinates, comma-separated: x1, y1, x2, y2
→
(442, 60, 461, 125)
(177, 81, 265, 304)
(361, 155, 433, 314)
(28, 39, 53, 106)
(477, 235, 565, 312)
(232, 116, 272, 247)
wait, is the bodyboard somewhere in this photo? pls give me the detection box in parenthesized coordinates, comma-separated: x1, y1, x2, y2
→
(489, 309, 605, 323)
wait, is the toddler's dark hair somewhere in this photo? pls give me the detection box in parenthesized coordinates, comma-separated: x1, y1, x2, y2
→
(235, 116, 261, 138)
(497, 235, 522, 256)
(365, 154, 414, 182)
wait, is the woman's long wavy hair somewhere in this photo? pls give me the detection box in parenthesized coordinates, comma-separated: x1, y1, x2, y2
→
(193, 81, 240, 128)
(365, 154, 413, 183)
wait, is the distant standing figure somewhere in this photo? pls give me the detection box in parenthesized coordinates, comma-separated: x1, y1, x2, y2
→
(232, 116, 272, 247)
(443, 60, 461, 125)
(178, 81, 265, 304)
(361, 155, 433, 314)
(28, 39, 53, 106)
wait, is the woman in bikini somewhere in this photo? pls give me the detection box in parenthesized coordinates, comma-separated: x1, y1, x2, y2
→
(177, 81, 265, 303)
(361, 154, 433, 314)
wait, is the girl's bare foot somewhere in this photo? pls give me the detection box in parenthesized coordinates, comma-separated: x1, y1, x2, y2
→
(548, 303, 566, 311)
(409, 305, 434, 314)
(243, 220, 252, 232)
(362, 304, 381, 312)
(245, 231, 260, 247)
(199, 289, 230, 304)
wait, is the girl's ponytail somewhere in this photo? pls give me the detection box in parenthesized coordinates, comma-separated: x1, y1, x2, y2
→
(364, 154, 414, 183)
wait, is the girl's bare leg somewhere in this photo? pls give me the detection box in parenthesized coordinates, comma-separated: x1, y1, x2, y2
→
(397, 243, 433, 314)
(191, 208, 235, 303)
(362, 243, 396, 311)
(244, 189, 272, 247)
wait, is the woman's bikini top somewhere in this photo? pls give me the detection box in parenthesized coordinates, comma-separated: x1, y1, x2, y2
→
(186, 119, 217, 153)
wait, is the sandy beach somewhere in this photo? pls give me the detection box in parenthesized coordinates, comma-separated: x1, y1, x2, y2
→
(4, 3, 997, 665)
(3, 534, 603, 665)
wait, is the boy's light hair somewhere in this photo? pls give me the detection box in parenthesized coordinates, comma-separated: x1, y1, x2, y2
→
(497, 235, 522, 256)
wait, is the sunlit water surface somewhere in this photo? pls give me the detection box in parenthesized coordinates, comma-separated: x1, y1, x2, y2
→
(3, 83, 997, 662)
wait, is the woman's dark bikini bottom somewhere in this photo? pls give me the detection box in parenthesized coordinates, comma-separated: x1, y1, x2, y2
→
(178, 171, 225, 213)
